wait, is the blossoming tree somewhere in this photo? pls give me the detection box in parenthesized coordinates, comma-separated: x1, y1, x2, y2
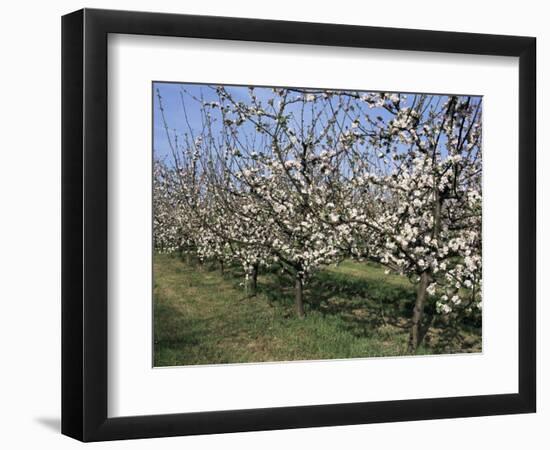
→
(327, 92, 483, 350)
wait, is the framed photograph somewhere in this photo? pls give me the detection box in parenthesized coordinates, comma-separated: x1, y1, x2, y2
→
(61, 8, 536, 442)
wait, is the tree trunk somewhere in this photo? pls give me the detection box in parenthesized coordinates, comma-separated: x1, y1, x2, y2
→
(185, 252, 192, 266)
(409, 271, 430, 352)
(250, 263, 258, 296)
(295, 274, 305, 318)
(219, 259, 224, 275)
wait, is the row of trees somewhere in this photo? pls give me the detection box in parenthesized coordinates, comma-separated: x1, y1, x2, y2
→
(153, 85, 483, 351)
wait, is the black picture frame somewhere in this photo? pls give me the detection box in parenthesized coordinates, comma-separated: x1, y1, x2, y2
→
(62, 8, 536, 442)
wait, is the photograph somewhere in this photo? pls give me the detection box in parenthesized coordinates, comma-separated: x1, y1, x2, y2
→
(152, 82, 483, 367)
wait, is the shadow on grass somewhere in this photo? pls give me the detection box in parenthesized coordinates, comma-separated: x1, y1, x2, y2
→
(153, 298, 204, 365)
(255, 266, 482, 353)
(161, 255, 481, 357)
(256, 269, 419, 339)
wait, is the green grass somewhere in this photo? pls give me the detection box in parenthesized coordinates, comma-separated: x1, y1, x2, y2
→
(154, 254, 481, 366)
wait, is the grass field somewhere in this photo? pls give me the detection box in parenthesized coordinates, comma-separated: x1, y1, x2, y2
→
(153, 254, 481, 366)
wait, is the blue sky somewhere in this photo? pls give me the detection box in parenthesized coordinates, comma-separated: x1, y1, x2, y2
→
(153, 82, 264, 162)
(153, 81, 482, 164)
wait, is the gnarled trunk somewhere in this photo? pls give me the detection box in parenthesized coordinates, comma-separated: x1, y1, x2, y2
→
(409, 271, 430, 352)
(408, 179, 443, 351)
(250, 263, 258, 296)
(295, 274, 305, 318)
